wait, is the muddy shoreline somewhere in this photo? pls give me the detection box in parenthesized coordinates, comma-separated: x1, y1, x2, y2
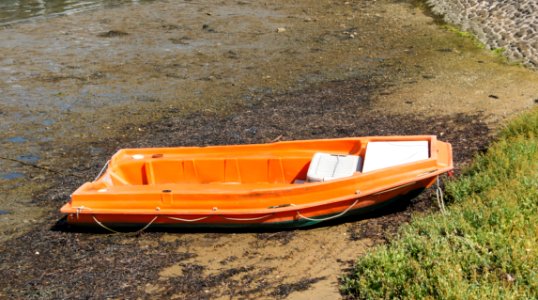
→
(1, 79, 491, 299)
(1, 0, 537, 298)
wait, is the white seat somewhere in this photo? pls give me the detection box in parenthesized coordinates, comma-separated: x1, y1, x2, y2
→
(306, 153, 362, 182)
(362, 141, 429, 173)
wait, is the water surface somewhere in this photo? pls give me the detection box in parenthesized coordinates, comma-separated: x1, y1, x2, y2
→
(0, 0, 150, 25)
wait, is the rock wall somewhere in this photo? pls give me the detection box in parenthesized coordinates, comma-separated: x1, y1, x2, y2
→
(426, 0, 538, 69)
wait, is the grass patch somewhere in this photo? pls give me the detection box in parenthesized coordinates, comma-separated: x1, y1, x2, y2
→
(441, 24, 486, 49)
(341, 107, 538, 299)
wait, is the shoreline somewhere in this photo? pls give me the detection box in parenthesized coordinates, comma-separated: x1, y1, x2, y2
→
(0, 0, 537, 298)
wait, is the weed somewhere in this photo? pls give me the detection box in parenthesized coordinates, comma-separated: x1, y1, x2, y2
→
(341, 107, 538, 299)
(441, 24, 486, 49)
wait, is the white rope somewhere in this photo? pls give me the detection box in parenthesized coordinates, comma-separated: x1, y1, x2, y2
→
(136, 216, 159, 232)
(435, 177, 447, 214)
(296, 199, 359, 222)
(167, 216, 209, 222)
(92, 215, 158, 234)
(92, 215, 121, 233)
(222, 214, 273, 221)
(75, 206, 92, 219)
(94, 160, 110, 181)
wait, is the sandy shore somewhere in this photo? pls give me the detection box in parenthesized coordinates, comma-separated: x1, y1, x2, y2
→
(0, 0, 537, 298)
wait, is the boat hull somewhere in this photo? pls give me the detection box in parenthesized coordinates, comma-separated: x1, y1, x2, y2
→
(63, 178, 433, 231)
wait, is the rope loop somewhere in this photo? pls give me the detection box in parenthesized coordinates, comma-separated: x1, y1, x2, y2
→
(296, 199, 359, 223)
(92, 215, 158, 234)
(222, 214, 273, 221)
(167, 216, 209, 222)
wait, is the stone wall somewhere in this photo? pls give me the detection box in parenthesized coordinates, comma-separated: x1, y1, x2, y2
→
(426, 0, 537, 69)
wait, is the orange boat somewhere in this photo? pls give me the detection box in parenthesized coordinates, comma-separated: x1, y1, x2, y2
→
(60, 135, 453, 231)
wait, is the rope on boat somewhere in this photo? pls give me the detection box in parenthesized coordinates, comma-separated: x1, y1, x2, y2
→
(295, 199, 359, 223)
(167, 214, 273, 222)
(435, 177, 447, 214)
(94, 160, 110, 181)
(222, 214, 273, 221)
(92, 215, 158, 234)
(75, 206, 92, 220)
(167, 216, 209, 222)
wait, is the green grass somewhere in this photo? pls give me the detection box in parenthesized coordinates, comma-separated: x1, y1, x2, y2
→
(341, 107, 538, 299)
(441, 24, 486, 49)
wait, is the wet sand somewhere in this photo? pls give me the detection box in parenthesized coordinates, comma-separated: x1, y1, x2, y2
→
(1, 0, 537, 298)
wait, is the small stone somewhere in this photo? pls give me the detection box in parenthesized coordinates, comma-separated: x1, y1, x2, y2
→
(35, 251, 40, 255)
(276, 27, 286, 33)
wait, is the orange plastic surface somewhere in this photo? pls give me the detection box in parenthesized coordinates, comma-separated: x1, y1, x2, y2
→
(60, 136, 453, 226)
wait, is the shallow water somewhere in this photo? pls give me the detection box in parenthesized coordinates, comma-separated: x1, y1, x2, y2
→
(0, 0, 150, 25)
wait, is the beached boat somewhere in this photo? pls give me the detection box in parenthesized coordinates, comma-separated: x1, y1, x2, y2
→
(60, 135, 453, 231)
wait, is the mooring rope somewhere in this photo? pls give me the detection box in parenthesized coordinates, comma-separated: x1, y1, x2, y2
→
(296, 199, 359, 222)
(435, 177, 447, 214)
(94, 160, 110, 181)
(92, 215, 158, 234)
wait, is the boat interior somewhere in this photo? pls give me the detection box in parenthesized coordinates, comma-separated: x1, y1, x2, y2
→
(102, 139, 431, 187)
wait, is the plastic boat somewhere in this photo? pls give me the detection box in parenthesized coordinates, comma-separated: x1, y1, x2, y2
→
(60, 135, 453, 231)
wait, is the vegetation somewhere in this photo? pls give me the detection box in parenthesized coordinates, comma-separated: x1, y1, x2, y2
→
(440, 24, 486, 49)
(341, 107, 538, 299)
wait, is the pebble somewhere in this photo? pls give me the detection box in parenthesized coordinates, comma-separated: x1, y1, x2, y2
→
(276, 27, 286, 33)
